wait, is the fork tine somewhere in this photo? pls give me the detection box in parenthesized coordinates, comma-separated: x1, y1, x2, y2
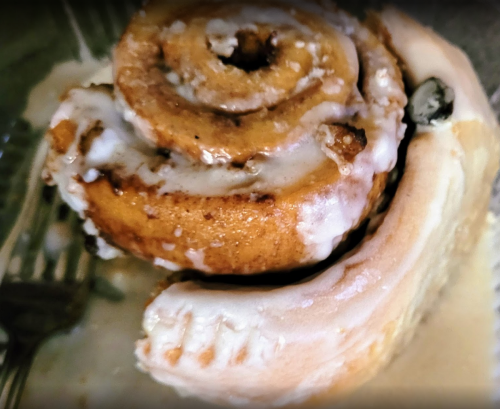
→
(1, 139, 61, 282)
(19, 193, 62, 281)
(40, 210, 77, 282)
(37, 206, 94, 284)
(31, 252, 46, 281)
(69, 214, 94, 284)
(74, 250, 93, 283)
(52, 251, 69, 282)
(0, 140, 49, 281)
(0, 217, 94, 409)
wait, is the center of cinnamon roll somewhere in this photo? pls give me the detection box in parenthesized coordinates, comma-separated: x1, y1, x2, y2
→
(216, 29, 277, 72)
(115, 1, 364, 164)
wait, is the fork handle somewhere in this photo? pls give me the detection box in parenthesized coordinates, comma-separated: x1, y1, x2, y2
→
(0, 339, 39, 409)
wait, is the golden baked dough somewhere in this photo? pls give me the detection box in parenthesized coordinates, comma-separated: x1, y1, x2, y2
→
(114, 0, 382, 163)
(45, 0, 406, 274)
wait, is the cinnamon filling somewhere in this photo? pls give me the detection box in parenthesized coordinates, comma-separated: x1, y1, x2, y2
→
(217, 29, 278, 72)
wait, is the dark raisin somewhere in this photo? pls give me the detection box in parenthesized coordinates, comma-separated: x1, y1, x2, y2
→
(408, 77, 454, 125)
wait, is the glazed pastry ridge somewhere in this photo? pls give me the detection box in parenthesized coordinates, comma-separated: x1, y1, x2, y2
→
(44, 0, 406, 274)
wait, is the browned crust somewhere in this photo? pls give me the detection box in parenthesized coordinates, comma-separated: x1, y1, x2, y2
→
(47, 120, 76, 154)
(82, 169, 386, 275)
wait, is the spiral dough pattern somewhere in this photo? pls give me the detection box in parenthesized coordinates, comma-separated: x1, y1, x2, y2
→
(45, 0, 406, 274)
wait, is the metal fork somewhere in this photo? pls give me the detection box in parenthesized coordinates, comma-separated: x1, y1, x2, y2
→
(0, 140, 94, 409)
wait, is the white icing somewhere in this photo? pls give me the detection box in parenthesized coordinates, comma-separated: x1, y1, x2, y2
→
(321, 77, 344, 95)
(154, 257, 182, 272)
(83, 218, 98, 235)
(297, 40, 406, 259)
(172, 83, 198, 104)
(96, 237, 124, 260)
(288, 61, 301, 72)
(86, 129, 122, 164)
(165, 71, 181, 86)
(82, 168, 101, 183)
(114, 88, 156, 149)
(300, 101, 354, 125)
(59, 175, 87, 216)
(315, 124, 353, 175)
(162, 242, 176, 251)
(206, 19, 239, 57)
(168, 20, 186, 35)
(185, 248, 212, 273)
(50, 88, 332, 197)
(143, 205, 157, 219)
(375, 68, 390, 88)
(204, 6, 313, 39)
(83, 218, 124, 260)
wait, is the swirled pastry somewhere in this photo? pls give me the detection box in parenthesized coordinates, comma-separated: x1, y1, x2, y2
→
(44, 0, 406, 275)
(43, 1, 500, 408)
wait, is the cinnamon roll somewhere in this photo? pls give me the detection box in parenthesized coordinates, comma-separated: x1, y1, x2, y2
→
(43, 1, 500, 408)
(44, 0, 405, 275)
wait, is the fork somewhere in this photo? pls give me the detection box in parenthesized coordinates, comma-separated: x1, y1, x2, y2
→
(0, 140, 94, 409)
